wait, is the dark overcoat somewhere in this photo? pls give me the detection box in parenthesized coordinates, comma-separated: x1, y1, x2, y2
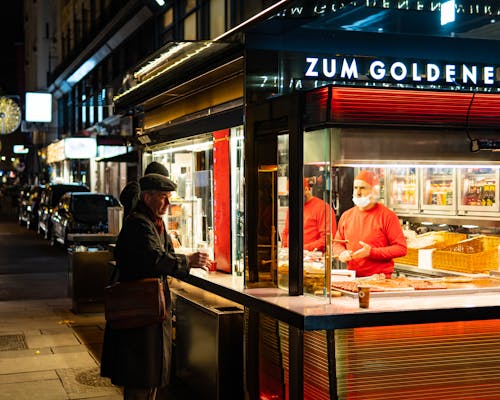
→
(100, 201, 189, 388)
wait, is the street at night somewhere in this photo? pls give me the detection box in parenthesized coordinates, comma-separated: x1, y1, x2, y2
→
(0, 210, 67, 301)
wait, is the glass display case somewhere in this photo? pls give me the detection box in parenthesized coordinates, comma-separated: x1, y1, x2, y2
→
(421, 167, 455, 213)
(387, 167, 418, 211)
(458, 168, 499, 213)
(230, 127, 245, 277)
(276, 130, 338, 296)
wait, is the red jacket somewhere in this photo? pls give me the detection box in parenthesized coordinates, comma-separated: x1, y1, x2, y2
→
(333, 203, 407, 277)
(281, 196, 336, 252)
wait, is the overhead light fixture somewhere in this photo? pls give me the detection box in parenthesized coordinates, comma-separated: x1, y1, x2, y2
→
(155, 0, 165, 5)
(441, 0, 455, 26)
(67, 58, 97, 84)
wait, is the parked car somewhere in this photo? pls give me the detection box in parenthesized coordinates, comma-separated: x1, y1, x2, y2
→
(37, 183, 90, 239)
(19, 185, 44, 229)
(49, 192, 120, 247)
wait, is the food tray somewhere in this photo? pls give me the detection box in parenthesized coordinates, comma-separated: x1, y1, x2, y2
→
(395, 232, 466, 266)
(334, 286, 500, 298)
(432, 236, 500, 274)
(332, 276, 500, 297)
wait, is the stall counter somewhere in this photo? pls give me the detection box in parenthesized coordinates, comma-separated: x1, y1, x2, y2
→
(179, 269, 500, 330)
(174, 270, 500, 400)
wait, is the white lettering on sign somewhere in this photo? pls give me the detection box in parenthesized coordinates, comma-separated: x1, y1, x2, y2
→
(304, 56, 498, 86)
(281, 1, 500, 17)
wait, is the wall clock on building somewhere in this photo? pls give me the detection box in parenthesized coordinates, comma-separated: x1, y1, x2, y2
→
(0, 96, 22, 135)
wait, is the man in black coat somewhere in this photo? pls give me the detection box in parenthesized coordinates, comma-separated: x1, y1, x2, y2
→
(101, 173, 209, 400)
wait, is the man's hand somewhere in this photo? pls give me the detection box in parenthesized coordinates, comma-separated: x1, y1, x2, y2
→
(188, 251, 209, 269)
(338, 250, 353, 262)
(351, 241, 371, 259)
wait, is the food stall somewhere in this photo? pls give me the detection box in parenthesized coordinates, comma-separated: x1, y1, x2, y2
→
(233, 78, 500, 399)
(108, 4, 500, 398)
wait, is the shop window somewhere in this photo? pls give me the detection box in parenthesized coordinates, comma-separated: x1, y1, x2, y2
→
(150, 130, 244, 275)
(162, 7, 173, 28)
(230, 127, 245, 276)
(210, 0, 225, 38)
(185, 0, 197, 13)
(152, 136, 214, 257)
(277, 135, 289, 290)
(184, 12, 196, 40)
(281, 129, 335, 297)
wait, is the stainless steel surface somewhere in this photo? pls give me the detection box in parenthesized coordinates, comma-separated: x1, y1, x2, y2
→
(331, 127, 500, 165)
(174, 290, 243, 400)
(68, 249, 114, 313)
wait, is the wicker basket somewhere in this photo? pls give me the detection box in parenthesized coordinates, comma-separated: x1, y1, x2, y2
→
(395, 232, 467, 266)
(432, 235, 500, 274)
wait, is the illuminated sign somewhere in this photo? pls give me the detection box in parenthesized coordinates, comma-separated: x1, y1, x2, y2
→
(304, 56, 498, 86)
(47, 140, 65, 163)
(64, 138, 97, 159)
(25, 92, 52, 123)
(46, 138, 97, 163)
(13, 145, 29, 154)
(280, 1, 500, 17)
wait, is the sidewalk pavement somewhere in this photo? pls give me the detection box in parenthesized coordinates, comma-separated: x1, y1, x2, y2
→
(0, 297, 122, 400)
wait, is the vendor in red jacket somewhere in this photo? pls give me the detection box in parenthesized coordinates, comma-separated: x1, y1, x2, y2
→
(333, 170, 407, 278)
(281, 179, 336, 252)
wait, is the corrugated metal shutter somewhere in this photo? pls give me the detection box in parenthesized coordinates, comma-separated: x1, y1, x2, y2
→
(335, 319, 500, 399)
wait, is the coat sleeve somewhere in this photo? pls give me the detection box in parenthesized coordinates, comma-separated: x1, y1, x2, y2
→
(155, 235, 190, 278)
(116, 216, 190, 279)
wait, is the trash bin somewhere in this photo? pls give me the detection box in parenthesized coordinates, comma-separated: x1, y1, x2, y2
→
(68, 247, 114, 313)
(174, 291, 243, 400)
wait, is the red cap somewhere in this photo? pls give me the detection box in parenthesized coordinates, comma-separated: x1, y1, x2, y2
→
(355, 170, 379, 187)
(304, 178, 311, 190)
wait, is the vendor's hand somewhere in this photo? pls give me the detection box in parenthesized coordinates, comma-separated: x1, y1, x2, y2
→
(188, 251, 209, 269)
(351, 241, 371, 259)
(338, 250, 353, 263)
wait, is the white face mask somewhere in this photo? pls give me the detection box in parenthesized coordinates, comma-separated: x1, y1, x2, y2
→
(352, 195, 372, 208)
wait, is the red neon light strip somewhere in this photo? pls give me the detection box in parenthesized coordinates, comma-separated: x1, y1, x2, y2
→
(307, 86, 500, 127)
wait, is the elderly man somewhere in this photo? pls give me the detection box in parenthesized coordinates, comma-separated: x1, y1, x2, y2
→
(101, 173, 208, 400)
(333, 170, 407, 278)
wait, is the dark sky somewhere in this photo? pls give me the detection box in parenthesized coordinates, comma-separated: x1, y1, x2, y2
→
(0, 2, 24, 96)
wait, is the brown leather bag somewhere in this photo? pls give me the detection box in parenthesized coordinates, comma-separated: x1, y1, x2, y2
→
(104, 278, 167, 329)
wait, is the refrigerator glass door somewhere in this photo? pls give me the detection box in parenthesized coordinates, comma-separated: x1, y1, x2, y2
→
(388, 167, 418, 211)
(458, 168, 499, 213)
(421, 167, 455, 212)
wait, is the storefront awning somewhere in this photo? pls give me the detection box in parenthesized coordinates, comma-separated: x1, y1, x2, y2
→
(97, 150, 138, 163)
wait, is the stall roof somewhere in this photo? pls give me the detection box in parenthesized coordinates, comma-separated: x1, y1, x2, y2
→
(97, 150, 138, 163)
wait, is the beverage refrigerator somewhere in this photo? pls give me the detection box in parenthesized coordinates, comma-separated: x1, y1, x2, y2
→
(457, 167, 500, 215)
(420, 167, 455, 214)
